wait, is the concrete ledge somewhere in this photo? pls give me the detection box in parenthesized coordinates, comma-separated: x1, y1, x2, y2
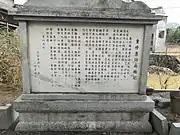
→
(150, 109, 169, 135)
(21, 94, 147, 101)
(19, 112, 149, 122)
(15, 121, 152, 132)
(169, 123, 180, 135)
(13, 96, 154, 113)
(0, 104, 19, 129)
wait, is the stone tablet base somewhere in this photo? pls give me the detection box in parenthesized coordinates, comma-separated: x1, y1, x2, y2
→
(16, 121, 152, 132)
(15, 132, 157, 135)
(13, 94, 155, 133)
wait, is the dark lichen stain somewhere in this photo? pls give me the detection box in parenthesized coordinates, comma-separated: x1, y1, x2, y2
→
(81, 11, 90, 17)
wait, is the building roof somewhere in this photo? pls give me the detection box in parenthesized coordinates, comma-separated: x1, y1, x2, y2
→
(0, 0, 18, 28)
(151, 6, 167, 16)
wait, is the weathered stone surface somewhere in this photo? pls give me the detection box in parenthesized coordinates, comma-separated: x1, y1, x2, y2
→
(19, 112, 149, 122)
(0, 130, 158, 135)
(23, 0, 150, 11)
(156, 98, 170, 108)
(150, 92, 170, 100)
(150, 109, 169, 135)
(10, 0, 161, 23)
(151, 97, 170, 108)
(21, 94, 147, 101)
(150, 92, 171, 109)
(13, 96, 154, 113)
(15, 121, 152, 132)
(0, 104, 19, 130)
(170, 92, 180, 115)
(0, 105, 12, 129)
(169, 123, 180, 135)
(14, 95, 153, 132)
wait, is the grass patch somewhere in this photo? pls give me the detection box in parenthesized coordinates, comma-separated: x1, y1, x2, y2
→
(148, 74, 180, 89)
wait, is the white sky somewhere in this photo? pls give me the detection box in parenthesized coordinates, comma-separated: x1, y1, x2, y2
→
(141, 0, 180, 23)
(14, 0, 180, 23)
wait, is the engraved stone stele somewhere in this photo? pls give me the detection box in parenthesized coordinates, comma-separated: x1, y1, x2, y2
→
(10, 0, 161, 134)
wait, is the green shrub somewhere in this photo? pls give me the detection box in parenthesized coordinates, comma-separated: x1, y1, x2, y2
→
(0, 28, 22, 87)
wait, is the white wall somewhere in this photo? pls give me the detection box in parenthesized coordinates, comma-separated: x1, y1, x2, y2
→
(151, 7, 168, 53)
(154, 17, 167, 53)
(123, 0, 132, 2)
(0, 0, 14, 10)
(14, 0, 27, 5)
(0, 0, 13, 6)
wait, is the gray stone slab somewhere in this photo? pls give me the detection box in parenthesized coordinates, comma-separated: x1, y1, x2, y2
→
(139, 25, 153, 95)
(0, 105, 12, 129)
(21, 94, 147, 101)
(19, 21, 31, 94)
(170, 92, 180, 114)
(13, 17, 160, 25)
(23, 0, 151, 11)
(154, 97, 170, 108)
(19, 112, 149, 122)
(0, 104, 19, 130)
(169, 123, 180, 135)
(13, 96, 154, 113)
(15, 121, 152, 133)
(150, 109, 169, 135)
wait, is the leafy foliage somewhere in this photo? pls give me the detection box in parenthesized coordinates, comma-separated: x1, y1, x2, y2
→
(0, 28, 22, 87)
(166, 26, 180, 44)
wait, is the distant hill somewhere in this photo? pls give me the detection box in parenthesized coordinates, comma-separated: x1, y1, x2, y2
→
(167, 22, 180, 29)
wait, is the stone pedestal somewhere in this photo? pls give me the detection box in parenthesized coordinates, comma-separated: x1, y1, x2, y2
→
(14, 132, 158, 135)
(13, 94, 154, 133)
(11, 0, 160, 133)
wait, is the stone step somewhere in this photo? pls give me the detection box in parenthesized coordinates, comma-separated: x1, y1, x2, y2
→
(13, 96, 154, 113)
(15, 121, 152, 133)
(19, 112, 149, 122)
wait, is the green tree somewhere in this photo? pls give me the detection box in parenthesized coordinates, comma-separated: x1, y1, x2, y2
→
(166, 26, 180, 44)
